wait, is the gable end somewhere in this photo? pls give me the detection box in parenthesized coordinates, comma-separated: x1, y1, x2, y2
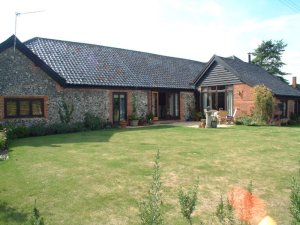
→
(0, 35, 67, 87)
(199, 61, 242, 87)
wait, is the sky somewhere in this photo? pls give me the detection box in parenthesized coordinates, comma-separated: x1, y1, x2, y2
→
(1, 0, 300, 84)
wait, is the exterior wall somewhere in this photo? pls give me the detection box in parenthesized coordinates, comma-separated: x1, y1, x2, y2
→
(0, 48, 146, 126)
(288, 100, 295, 118)
(107, 89, 148, 122)
(0, 47, 191, 125)
(180, 91, 195, 121)
(133, 90, 148, 118)
(233, 83, 255, 116)
(62, 88, 110, 122)
(0, 48, 59, 126)
(274, 98, 296, 119)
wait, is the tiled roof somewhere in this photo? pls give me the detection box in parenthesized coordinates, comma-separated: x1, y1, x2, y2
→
(24, 37, 205, 90)
(218, 56, 300, 97)
(194, 55, 300, 97)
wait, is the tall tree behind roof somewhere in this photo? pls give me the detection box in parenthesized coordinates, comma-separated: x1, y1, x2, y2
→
(252, 40, 288, 83)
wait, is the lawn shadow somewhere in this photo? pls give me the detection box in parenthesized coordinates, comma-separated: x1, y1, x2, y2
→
(0, 201, 28, 224)
(9, 124, 175, 148)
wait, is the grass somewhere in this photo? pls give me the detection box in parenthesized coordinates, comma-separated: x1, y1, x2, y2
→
(0, 125, 299, 225)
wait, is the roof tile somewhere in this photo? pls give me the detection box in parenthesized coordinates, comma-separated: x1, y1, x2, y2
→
(25, 37, 205, 89)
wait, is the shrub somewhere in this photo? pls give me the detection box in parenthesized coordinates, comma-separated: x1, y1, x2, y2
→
(30, 123, 48, 137)
(254, 85, 274, 124)
(146, 112, 154, 123)
(7, 126, 31, 139)
(191, 111, 202, 121)
(216, 195, 235, 225)
(70, 122, 86, 132)
(84, 112, 104, 130)
(139, 150, 164, 225)
(178, 180, 199, 225)
(26, 200, 45, 225)
(16, 126, 31, 138)
(52, 123, 74, 134)
(290, 169, 300, 225)
(235, 116, 257, 126)
(0, 131, 7, 151)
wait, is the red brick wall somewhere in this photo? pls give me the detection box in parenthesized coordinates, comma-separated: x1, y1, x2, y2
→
(233, 84, 255, 116)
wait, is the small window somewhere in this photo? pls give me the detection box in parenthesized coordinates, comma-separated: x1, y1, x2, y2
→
(4, 98, 44, 118)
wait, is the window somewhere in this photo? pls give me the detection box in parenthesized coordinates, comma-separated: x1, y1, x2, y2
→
(201, 85, 233, 115)
(277, 100, 288, 118)
(4, 98, 44, 118)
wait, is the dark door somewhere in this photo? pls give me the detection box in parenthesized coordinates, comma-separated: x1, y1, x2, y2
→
(152, 92, 159, 120)
(113, 93, 127, 123)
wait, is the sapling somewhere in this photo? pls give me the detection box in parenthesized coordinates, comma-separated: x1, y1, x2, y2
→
(26, 200, 45, 225)
(139, 150, 164, 225)
(178, 179, 199, 225)
(216, 195, 235, 225)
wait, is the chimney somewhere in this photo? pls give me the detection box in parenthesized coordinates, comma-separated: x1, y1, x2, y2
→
(292, 76, 297, 89)
(248, 52, 252, 63)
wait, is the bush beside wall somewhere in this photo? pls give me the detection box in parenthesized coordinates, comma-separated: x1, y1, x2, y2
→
(0, 113, 109, 140)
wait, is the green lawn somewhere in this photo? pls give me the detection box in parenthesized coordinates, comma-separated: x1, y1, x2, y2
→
(0, 125, 299, 225)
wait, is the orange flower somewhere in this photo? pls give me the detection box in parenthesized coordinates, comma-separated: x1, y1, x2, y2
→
(228, 187, 267, 225)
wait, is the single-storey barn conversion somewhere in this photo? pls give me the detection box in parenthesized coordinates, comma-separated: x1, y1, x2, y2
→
(0, 35, 300, 126)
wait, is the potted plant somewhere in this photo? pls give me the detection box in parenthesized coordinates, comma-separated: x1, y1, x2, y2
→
(129, 113, 139, 126)
(129, 95, 139, 126)
(211, 116, 218, 128)
(146, 112, 154, 125)
(138, 117, 147, 126)
(119, 120, 127, 128)
(199, 119, 206, 128)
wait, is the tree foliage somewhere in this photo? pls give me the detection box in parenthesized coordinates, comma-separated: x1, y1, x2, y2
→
(252, 40, 288, 83)
(254, 85, 274, 124)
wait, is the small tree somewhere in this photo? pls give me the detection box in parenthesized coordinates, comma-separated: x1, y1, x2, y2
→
(139, 150, 164, 225)
(58, 99, 74, 124)
(216, 195, 236, 225)
(290, 169, 300, 225)
(26, 200, 45, 225)
(178, 180, 199, 225)
(252, 39, 288, 83)
(253, 85, 274, 124)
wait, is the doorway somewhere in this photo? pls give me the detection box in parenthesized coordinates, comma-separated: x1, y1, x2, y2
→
(151, 91, 180, 120)
(113, 93, 127, 123)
